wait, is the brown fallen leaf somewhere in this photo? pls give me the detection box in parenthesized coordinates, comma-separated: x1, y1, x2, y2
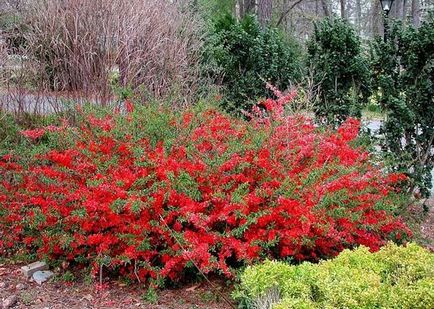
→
(83, 294, 94, 301)
(186, 284, 199, 292)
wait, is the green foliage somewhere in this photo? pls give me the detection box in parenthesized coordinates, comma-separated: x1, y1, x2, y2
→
(1, 98, 412, 285)
(203, 14, 302, 114)
(0, 112, 22, 152)
(193, 0, 235, 21)
(307, 18, 369, 125)
(142, 286, 159, 304)
(61, 270, 75, 282)
(370, 18, 434, 198)
(234, 243, 434, 309)
(0, 111, 65, 161)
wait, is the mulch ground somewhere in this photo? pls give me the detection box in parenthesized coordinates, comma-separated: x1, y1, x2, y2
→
(1, 199, 433, 309)
(420, 198, 434, 251)
(0, 264, 233, 309)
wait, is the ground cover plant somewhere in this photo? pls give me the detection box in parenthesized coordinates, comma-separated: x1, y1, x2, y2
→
(235, 242, 434, 309)
(0, 90, 411, 287)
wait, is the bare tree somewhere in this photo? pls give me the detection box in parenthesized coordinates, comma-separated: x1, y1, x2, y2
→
(276, 0, 307, 26)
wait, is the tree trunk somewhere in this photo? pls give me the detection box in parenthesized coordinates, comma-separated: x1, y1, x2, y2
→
(355, 0, 361, 32)
(340, 0, 346, 19)
(321, 0, 331, 17)
(258, 0, 273, 27)
(242, 0, 256, 17)
(402, 0, 408, 23)
(412, 0, 420, 27)
(236, 0, 244, 19)
(371, 0, 383, 37)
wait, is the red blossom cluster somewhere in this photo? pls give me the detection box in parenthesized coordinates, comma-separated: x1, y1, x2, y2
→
(20, 121, 69, 140)
(0, 95, 410, 282)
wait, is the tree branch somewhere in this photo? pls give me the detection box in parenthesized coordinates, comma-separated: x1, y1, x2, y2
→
(276, 0, 306, 27)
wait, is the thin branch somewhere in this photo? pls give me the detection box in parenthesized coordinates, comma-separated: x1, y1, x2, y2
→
(134, 259, 141, 283)
(159, 215, 236, 309)
(276, 0, 306, 27)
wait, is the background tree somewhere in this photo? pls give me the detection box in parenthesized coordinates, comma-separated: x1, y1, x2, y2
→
(238, 0, 256, 18)
(370, 17, 434, 198)
(204, 13, 302, 114)
(258, 0, 273, 26)
(412, 0, 421, 26)
(307, 18, 369, 125)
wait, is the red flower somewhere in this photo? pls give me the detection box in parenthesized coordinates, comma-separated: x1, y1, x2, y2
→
(125, 100, 134, 113)
(21, 128, 45, 140)
(0, 90, 410, 282)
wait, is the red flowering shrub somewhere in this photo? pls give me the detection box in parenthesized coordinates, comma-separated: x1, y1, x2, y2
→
(0, 93, 410, 283)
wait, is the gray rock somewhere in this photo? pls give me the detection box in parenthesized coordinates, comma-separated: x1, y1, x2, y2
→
(2, 295, 18, 308)
(21, 261, 48, 278)
(32, 270, 54, 285)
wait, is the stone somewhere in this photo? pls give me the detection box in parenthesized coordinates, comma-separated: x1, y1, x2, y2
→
(15, 283, 25, 291)
(32, 270, 54, 285)
(2, 294, 18, 308)
(83, 294, 93, 301)
(20, 261, 48, 278)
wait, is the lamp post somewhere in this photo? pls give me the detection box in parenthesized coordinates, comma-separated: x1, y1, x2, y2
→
(380, 0, 395, 42)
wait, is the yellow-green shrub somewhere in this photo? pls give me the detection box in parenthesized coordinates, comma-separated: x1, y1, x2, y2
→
(234, 243, 434, 309)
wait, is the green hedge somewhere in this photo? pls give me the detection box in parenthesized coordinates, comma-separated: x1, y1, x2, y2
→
(369, 17, 434, 198)
(307, 18, 369, 126)
(234, 243, 434, 308)
(203, 14, 302, 114)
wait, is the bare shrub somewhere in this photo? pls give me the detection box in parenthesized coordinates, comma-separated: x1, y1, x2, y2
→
(115, 0, 203, 104)
(19, 0, 202, 106)
(0, 37, 7, 75)
(0, 41, 6, 110)
(287, 68, 321, 116)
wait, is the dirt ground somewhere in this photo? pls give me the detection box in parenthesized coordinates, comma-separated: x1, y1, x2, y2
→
(1, 200, 433, 309)
(0, 265, 233, 309)
(420, 198, 434, 251)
